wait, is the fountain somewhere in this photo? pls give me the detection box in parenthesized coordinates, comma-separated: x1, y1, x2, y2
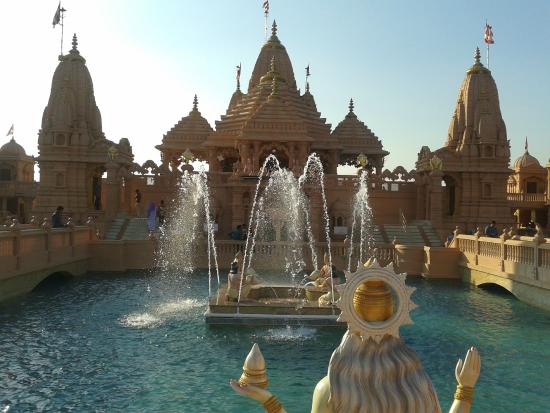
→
(160, 153, 363, 326)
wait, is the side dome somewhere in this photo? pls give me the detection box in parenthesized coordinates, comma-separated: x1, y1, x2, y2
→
(248, 21, 296, 91)
(0, 138, 27, 157)
(332, 99, 387, 156)
(157, 95, 213, 153)
(513, 140, 541, 170)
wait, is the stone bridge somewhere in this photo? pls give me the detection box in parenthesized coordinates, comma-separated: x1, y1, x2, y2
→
(455, 234, 550, 311)
(0, 225, 93, 302)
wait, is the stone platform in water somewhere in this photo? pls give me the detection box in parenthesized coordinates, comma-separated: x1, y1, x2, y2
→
(205, 284, 345, 327)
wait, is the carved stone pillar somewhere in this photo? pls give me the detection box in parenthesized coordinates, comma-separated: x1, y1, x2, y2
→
(105, 161, 120, 221)
(429, 170, 443, 228)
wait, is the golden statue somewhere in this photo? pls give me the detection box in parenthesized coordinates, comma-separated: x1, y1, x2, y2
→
(231, 261, 481, 413)
(107, 145, 118, 161)
(429, 154, 443, 171)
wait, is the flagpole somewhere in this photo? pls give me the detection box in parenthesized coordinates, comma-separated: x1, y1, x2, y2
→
(487, 43, 490, 69)
(264, 12, 268, 41)
(60, 8, 64, 57)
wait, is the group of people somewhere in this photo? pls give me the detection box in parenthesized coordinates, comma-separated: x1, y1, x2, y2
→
(134, 189, 166, 234)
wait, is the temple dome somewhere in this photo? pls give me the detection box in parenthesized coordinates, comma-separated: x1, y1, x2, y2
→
(445, 47, 507, 154)
(0, 138, 27, 157)
(248, 21, 296, 91)
(513, 141, 541, 170)
(159, 95, 213, 151)
(40, 34, 104, 142)
(332, 99, 387, 156)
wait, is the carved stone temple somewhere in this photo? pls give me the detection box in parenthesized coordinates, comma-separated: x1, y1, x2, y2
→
(1, 23, 548, 239)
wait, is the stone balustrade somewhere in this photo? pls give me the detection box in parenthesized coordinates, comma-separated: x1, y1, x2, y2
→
(506, 192, 546, 203)
(196, 240, 396, 272)
(0, 225, 93, 301)
(455, 234, 550, 310)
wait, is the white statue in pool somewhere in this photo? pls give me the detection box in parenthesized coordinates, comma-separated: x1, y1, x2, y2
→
(230, 260, 481, 413)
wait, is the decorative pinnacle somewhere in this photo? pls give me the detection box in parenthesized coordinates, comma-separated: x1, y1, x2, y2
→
(474, 47, 481, 64)
(192, 94, 198, 111)
(269, 75, 279, 100)
(525, 136, 529, 152)
(71, 33, 78, 52)
(305, 81, 310, 93)
(271, 20, 277, 37)
(270, 56, 276, 73)
(349, 98, 354, 113)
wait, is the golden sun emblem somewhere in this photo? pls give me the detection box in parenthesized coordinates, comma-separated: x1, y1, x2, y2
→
(336, 260, 417, 342)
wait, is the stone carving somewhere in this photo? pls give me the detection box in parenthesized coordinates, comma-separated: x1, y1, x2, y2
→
(230, 261, 481, 412)
(107, 145, 118, 161)
(429, 154, 443, 171)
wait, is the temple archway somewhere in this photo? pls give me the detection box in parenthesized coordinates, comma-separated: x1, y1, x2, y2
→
(442, 175, 458, 216)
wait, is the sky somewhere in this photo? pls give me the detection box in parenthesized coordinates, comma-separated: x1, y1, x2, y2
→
(0, 0, 549, 175)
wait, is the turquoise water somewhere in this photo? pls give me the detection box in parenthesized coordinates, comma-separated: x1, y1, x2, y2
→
(1, 272, 550, 413)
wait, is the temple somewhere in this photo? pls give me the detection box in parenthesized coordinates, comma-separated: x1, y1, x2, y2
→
(1, 23, 548, 241)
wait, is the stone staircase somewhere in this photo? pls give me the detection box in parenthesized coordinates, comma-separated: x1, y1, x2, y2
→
(412, 220, 443, 246)
(104, 214, 129, 240)
(121, 218, 151, 240)
(382, 225, 426, 246)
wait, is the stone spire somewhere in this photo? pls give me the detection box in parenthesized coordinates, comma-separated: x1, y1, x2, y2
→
(71, 33, 78, 53)
(192, 94, 199, 112)
(248, 20, 296, 91)
(349, 98, 354, 113)
(445, 47, 508, 158)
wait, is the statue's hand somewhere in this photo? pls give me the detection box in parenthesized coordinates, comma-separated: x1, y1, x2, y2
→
(455, 347, 481, 388)
(230, 379, 272, 404)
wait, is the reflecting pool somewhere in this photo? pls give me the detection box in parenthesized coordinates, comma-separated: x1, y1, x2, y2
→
(1, 272, 549, 412)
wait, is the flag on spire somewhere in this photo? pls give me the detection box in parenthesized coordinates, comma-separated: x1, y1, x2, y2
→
(484, 23, 494, 44)
(305, 64, 310, 78)
(6, 124, 14, 137)
(53, 3, 61, 27)
(263, 0, 270, 15)
(236, 63, 242, 81)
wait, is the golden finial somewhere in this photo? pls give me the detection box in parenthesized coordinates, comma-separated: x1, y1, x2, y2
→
(474, 47, 481, 64)
(192, 94, 198, 111)
(71, 33, 78, 52)
(271, 20, 277, 37)
(239, 343, 269, 389)
(349, 98, 354, 113)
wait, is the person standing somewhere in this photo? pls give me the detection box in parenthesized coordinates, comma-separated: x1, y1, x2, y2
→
(135, 189, 142, 217)
(147, 202, 157, 234)
(157, 200, 166, 227)
(484, 220, 498, 238)
(51, 206, 65, 228)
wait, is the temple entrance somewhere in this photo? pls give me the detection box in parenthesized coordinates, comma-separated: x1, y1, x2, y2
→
(259, 148, 289, 172)
(89, 166, 106, 210)
(442, 175, 457, 216)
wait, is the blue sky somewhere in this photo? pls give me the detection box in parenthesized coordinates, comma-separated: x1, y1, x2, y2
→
(0, 0, 548, 172)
